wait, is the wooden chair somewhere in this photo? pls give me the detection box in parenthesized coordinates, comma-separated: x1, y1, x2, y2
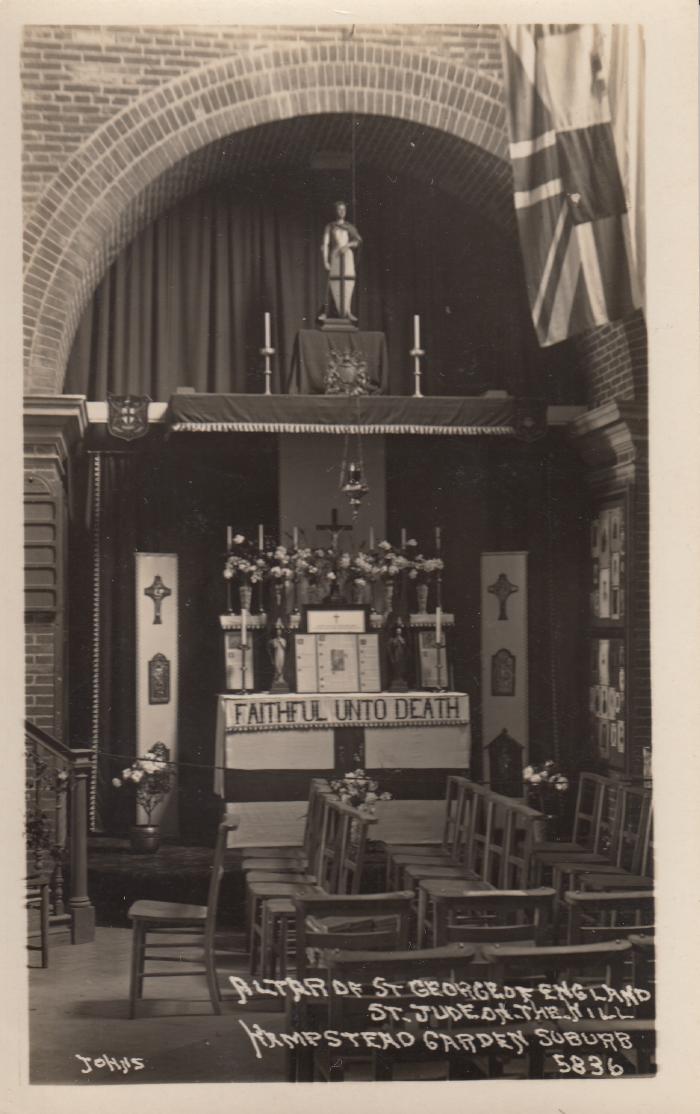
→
(27, 872, 50, 968)
(240, 778, 331, 874)
(530, 771, 609, 868)
(127, 817, 238, 1017)
(564, 889, 654, 945)
(312, 943, 480, 1081)
(480, 939, 636, 1078)
(428, 886, 555, 950)
(550, 789, 652, 918)
(247, 799, 375, 976)
(384, 775, 475, 888)
(284, 891, 414, 1081)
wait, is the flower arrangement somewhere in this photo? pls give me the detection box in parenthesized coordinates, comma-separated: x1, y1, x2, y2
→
(523, 760, 570, 837)
(329, 768, 393, 812)
(112, 742, 174, 825)
(223, 534, 267, 585)
(523, 760, 570, 794)
(409, 554, 445, 583)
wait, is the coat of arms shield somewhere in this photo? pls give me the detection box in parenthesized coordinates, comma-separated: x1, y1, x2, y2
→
(107, 394, 150, 441)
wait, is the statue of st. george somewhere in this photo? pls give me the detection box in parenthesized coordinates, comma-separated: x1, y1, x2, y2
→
(321, 200, 362, 322)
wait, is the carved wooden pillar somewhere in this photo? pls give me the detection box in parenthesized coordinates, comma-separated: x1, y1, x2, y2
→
(69, 749, 95, 943)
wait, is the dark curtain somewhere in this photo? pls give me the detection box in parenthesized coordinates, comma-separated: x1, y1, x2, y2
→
(65, 169, 582, 402)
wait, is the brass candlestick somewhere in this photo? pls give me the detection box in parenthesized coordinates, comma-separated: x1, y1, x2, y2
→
(260, 346, 275, 395)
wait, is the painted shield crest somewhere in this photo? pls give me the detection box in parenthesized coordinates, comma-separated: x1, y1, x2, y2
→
(107, 394, 150, 441)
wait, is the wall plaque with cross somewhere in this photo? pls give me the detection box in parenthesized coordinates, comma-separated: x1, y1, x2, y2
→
(144, 574, 172, 625)
(488, 572, 518, 621)
(316, 506, 353, 551)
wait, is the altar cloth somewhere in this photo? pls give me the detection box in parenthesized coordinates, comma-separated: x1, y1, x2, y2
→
(213, 690, 471, 846)
(168, 393, 515, 435)
(288, 329, 389, 395)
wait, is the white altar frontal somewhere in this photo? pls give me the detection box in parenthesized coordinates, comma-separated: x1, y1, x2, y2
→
(214, 690, 471, 847)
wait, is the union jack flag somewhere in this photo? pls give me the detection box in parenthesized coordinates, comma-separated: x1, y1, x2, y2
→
(501, 25, 642, 346)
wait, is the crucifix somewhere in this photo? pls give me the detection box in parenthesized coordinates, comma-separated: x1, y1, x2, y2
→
(316, 506, 353, 551)
(144, 574, 172, 625)
(488, 572, 519, 621)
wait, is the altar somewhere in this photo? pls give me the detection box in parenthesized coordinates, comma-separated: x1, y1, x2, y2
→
(214, 690, 471, 847)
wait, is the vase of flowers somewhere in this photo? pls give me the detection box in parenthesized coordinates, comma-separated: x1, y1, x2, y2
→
(409, 554, 444, 613)
(112, 743, 175, 852)
(523, 760, 570, 840)
(223, 534, 266, 613)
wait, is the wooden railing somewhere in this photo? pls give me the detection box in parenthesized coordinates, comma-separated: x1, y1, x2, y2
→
(25, 721, 95, 943)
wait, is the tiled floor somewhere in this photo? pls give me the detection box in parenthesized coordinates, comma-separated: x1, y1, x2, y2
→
(28, 927, 287, 1085)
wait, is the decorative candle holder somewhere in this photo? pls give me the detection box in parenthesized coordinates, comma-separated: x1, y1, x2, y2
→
(410, 346, 425, 398)
(260, 346, 275, 395)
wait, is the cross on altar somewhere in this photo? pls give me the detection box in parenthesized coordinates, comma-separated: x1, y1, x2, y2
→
(316, 507, 353, 550)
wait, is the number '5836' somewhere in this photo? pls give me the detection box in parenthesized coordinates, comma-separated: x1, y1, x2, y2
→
(553, 1053, 624, 1077)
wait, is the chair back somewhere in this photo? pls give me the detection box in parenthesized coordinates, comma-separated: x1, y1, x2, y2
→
(204, 818, 239, 942)
(615, 785, 652, 872)
(564, 889, 655, 945)
(482, 938, 631, 989)
(303, 779, 333, 866)
(497, 796, 542, 888)
(463, 783, 494, 878)
(293, 891, 413, 978)
(316, 798, 374, 894)
(571, 772, 609, 849)
(440, 775, 471, 857)
(432, 887, 555, 947)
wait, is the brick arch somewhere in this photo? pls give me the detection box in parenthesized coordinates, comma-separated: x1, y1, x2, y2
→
(24, 40, 511, 395)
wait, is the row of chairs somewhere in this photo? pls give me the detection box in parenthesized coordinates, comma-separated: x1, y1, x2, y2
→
(241, 781, 378, 976)
(282, 888, 655, 1081)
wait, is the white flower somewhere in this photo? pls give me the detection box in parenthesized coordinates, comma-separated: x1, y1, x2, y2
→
(122, 768, 133, 780)
(380, 792, 393, 801)
(539, 769, 549, 781)
(522, 765, 534, 780)
(364, 791, 378, 803)
(408, 569, 418, 579)
(355, 577, 366, 587)
(111, 778, 122, 788)
(406, 538, 418, 547)
(140, 760, 156, 774)
(544, 760, 555, 767)
(556, 778, 569, 791)
(327, 571, 336, 580)
(339, 554, 351, 568)
(131, 770, 144, 783)
(378, 540, 392, 551)
(233, 534, 245, 545)
(223, 568, 234, 580)
(529, 774, 542, 786)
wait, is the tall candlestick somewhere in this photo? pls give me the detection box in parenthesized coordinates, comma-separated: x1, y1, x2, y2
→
(241, 605, 247, 648)
(436, 605, 442, 646)
(401, 527, 407, 548)
(264, 312, 271, 350)
(226, 526, 232, 550)
(293, 525, 299, 548)
(413, 314, 420, 350)
(258, 524, 264, 551)
(369, 526, 375, 550)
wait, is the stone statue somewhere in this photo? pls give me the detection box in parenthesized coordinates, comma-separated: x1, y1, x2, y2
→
(268, 618, 289, 693)
(321, 200, 362, 322)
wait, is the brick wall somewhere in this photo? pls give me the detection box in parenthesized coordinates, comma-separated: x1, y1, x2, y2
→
(25, 625, 58, 734)
(575, 310, 648, 407)
(22, 23, 504, 217)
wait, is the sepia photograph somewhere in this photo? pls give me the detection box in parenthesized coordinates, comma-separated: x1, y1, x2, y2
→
(6, 0, 699, 1108)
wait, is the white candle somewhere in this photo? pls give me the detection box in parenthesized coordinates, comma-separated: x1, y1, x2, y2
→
(401, 527, 407, 548)
(413, 314, 420, 349)
(226, 526, 232, 549)
(241, 605, 247, 647)
(369, 526, 375, 550)
(264, 312, 271, 349)
(436, 605, 442, 645)
(258, 524, 264, 551)
(293, 525, 299, 548)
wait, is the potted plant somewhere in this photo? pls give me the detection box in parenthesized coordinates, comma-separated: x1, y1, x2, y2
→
(112, 742, 174, 852)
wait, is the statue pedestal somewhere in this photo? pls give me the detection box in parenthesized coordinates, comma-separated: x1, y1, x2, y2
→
(318, 316, 358, 332)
